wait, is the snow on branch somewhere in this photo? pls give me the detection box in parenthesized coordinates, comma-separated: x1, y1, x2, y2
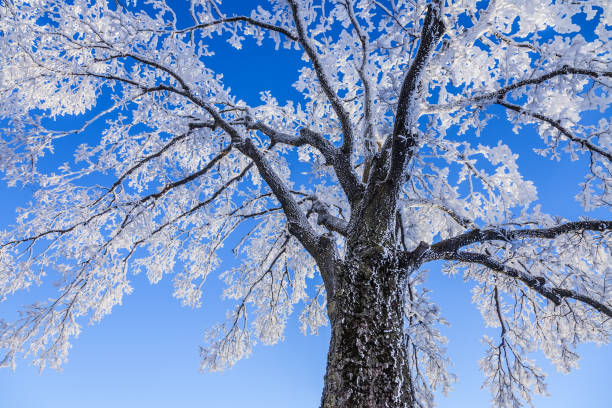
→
(441, 250, 612, 318)
(425, 66, 612, 114)
(498, 101, 612, 163)
(287, 0, 356, 156)
(386, 0, 445, 184)
(427, 220, 612, 256)
(0, 0, 611, 404)
(173, 16, 298, 42)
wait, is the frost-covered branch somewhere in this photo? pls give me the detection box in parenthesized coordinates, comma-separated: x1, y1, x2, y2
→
(441, 251, 612, 318)
(1, 0, 611, 405)
(286, 0, 359, 189)
(246, 121, 364, 202)
(386, 1, 444, 184)
(425, 66, 612, 114)
(342, 0, 377, 159)
(428, 220, 612, 256)
(202, 108, 339, 295)
(403, 199, 476, 229)
(498, 101, 612, 162)
(200, 108, 322, 254)
(173, 16, 298, 42)
(480, 286, 548, 407)
(311, 199, 349, 236)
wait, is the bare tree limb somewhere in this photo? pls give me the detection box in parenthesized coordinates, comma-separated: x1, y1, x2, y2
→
(311, 200, 349, 236)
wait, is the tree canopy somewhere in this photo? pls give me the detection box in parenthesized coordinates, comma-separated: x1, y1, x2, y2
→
(0, 0, 610, 406)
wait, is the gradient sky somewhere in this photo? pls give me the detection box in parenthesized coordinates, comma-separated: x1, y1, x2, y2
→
(1, 1, 611, 407)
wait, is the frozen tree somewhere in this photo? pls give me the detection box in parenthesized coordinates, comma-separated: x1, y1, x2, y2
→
(0, 0, 611, 406)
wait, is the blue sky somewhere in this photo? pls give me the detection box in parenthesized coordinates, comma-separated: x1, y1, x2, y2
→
(1, 1, 611, 407)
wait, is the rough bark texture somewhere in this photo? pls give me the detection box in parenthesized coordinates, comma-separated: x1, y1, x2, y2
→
(321, 255, 413, 408)
(316, 115, 420, 406)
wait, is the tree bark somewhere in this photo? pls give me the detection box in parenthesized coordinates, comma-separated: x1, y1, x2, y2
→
(320, 254, 414, 407)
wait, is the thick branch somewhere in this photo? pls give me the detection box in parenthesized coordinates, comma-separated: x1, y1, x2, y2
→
(311, 200, 349, 236)
(441, 251, 612, 318)
(83, 51, 349, 245)
(428, 220, 612, 256)
(386, 1, 445, 183)
(44, 27, 348, 251)
(248, 121, 337, 161)
(235, 138, 318, 249)
(248, 121, 364, 202)
(203, 107, 337, 279)
(350, 2, 444, 239)
(234, 135, 339, 298)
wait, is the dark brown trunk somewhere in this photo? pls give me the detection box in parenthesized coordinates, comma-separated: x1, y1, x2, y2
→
(320, 255, 414, 408)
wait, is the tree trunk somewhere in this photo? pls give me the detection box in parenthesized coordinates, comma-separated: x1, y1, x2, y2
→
(320, 255, 414, 408)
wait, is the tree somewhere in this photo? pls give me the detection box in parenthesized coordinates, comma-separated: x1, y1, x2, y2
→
(0, 0, 610, 406)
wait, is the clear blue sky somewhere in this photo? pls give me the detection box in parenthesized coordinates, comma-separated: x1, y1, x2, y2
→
(1, 1, 611, 407)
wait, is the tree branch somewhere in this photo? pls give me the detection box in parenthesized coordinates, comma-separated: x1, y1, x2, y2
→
(93, 121, 217, 206)
(311, 199, 349, 236)
(350, 2, 444, 240)
(386, 1, 445, 183)
(286, 0, 357, 180)
(403, 198, 476, 229)
(342, 0, 377, 159)
(234, 137, 318, 247)
(80, 46, 340, 291)
(247, 121, 336, 160)
(172, 16, 298, 42)
(427, 220, 612, 257)
(201, 106, 336, 270)
(234, 135, 340, 298)
(426, 66, 612, 114)
(440, 251, 612, 318)
(136, 145, 232, 203)
(247, 120, 364, 202)
(147, 161, 254, 238)
(498, 101, 612, 162)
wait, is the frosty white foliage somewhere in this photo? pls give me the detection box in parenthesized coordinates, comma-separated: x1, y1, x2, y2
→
(405, 269, 456, 408)
(0, 0, 610, 406)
